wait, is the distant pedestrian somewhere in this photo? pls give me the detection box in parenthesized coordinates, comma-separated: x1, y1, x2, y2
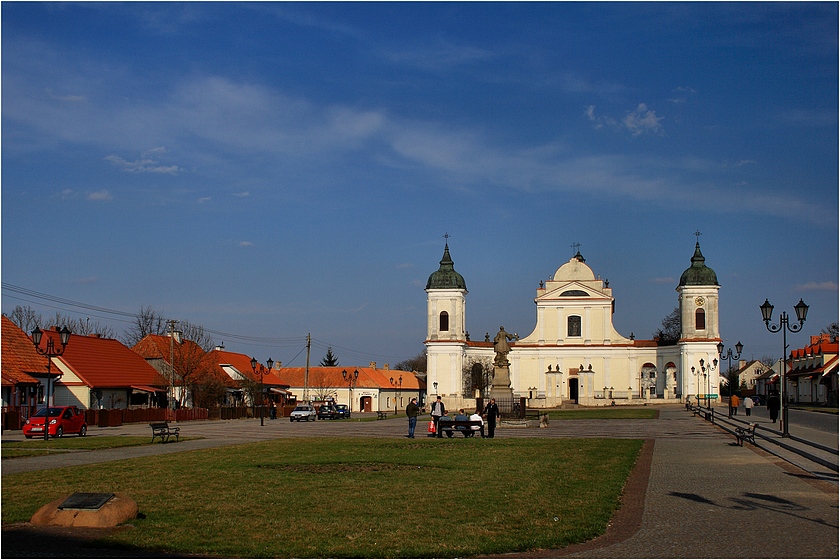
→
(405, 397, 420, 438)
(483, 398, 500, 438)
(768, 392, 781, 424)
(730, 394, 739, 416)
(270, 401, 277, 420)
(430, 396, 446, 433)
(744, 396, 753, 416)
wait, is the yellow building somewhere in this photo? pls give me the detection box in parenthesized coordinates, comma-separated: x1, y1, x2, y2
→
(426, 242, 723, 410)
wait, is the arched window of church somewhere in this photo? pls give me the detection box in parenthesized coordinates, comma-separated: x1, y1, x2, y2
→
(695, 308, 706, 330)
(568, 315, 582, 337)
(439, 311, 449, 332)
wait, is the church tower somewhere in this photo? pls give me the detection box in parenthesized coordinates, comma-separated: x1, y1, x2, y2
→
(425, 243, 468, 398)
(425, 243, 467, 341)
(676, 240, 720, 341)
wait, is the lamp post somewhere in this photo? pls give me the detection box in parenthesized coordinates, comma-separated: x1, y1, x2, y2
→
(251, 357, 273, 427)
(390, 376, 402, 415)
(717, 341, 743, 417)
(342, 369, 359, 412)
(698, 357, 717, 408)
(760, 298, 808, 437)
(31, 326, 71, 441)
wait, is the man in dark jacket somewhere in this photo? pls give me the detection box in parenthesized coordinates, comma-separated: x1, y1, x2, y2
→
(405, 398, 421, 438)
(430, 396, 446, 434)
(483, 398, 500, 438)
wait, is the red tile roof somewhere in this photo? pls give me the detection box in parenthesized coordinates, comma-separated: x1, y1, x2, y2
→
(35, 327, 168, 389)
(133, 334, 236, 388)
(275, 366, 421, 390)
(206, 349, 288, 387)
(1, 316, 45, 385)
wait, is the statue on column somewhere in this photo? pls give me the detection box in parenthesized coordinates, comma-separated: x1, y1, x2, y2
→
(493, 326, 516, 367)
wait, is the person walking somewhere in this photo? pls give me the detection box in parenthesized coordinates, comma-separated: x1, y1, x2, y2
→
(430, 396, 446, 434)
(730, 394, 740, 416)
(744, 396, 753, 416)
(405, 397, 420, 438)
(768, 391, 781, 424)
(483, 398, 500, 438)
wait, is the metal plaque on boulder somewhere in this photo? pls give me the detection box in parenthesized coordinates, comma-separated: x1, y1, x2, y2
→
(58, 492, 115, 510)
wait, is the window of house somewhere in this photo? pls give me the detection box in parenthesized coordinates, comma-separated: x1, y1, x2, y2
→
(439, 311, 449, 332)
(695, 308, 706, 330)
(568, 315, 582, 337)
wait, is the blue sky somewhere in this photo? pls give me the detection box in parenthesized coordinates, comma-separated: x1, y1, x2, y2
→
(2, 2, 837, 367)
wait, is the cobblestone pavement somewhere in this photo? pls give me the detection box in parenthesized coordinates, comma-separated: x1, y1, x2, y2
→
(2, 406, 837, 558)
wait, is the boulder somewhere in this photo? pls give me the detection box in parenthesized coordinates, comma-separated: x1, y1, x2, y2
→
(30, 493, 138, 528)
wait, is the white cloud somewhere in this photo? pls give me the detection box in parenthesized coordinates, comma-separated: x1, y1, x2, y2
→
(87, 189, 112, 201)
(623, 104, 664, 136)
(239, 241, 254, 247)
(198, 197, 212, 204)
(104, 154, 179, 174)
(794, 281, 839, 291)
(232, 191, 250, 197)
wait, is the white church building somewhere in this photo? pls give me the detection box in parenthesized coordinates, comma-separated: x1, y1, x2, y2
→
(425, 242, 723, 409)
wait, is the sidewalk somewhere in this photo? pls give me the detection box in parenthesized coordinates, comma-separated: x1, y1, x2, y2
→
(559, 415, 838, 558)
(3, 407, 838, 558)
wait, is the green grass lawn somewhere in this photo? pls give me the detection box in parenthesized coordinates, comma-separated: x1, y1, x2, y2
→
(1, 436, 161, 459)
(2, 436, 642, 558)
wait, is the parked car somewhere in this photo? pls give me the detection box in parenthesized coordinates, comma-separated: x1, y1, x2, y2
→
(289, 405, 317, 422)
(334, 404, 350, 419)
(317, 404, 338, 420)
(22, 406, 87, 438)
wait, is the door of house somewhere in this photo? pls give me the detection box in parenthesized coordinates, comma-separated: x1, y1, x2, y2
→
(570, 378, 579, 404)
(361, 396, 372, 412)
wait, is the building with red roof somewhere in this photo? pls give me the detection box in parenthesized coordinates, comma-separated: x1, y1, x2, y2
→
(274, 362, 423, 413)
(133, 334, 236, 408)
(206, 349, 292, 408)
(2, 316, 48, 423)
(787, 334, 838, 406)
(32, 326, 168, 410)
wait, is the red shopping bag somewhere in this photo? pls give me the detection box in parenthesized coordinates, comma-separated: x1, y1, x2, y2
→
(428, 419, 436, 433)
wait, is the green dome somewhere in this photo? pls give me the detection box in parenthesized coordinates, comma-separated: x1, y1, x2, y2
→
(679, 242, 719, 286)
(426, 244, 467, 290)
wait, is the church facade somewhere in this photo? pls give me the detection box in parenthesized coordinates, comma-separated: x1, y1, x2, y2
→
(425, 242, 723, 409)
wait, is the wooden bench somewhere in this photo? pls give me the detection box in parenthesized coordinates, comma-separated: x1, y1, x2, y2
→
(735, 423, 757, 446)
(436, 419, 485, 438)
(150, 421, 180, 443)
(376, 411, 389, 420)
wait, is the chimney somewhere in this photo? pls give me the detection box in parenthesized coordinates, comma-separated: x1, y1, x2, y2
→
(274, 361, 281, 369)
(168, 330, 182, 344)
(215, 342, 225, 351)
(383, 363, 389, 370)
(369, 361, 376, 369)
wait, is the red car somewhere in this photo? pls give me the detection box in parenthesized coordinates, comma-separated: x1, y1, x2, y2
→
(22, 406, 87, 438)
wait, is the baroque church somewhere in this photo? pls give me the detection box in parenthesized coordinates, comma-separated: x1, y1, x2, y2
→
(425, 241, 723, 409)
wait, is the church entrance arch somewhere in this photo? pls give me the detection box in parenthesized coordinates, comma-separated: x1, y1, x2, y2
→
(569, 378, 579, 404)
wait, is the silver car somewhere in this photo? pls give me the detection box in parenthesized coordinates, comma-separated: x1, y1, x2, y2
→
(290, 405, 317, 422)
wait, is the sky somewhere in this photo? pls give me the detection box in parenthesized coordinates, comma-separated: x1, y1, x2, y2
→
(2, 2, 837, 369)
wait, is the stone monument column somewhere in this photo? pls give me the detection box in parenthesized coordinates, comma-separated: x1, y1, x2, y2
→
(490, 326, 516, 399)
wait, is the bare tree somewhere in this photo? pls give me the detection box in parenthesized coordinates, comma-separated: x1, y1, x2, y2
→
(5, 305, 42, 333)
(310, 370, 338, 402)
(462, 357, 493, 397)
(822, 322, 838, 342)
(654, 307, 681, 344)
(122, 305, 167, 347)
(74, 317, 116, 338)
(395, 349, 427, 373)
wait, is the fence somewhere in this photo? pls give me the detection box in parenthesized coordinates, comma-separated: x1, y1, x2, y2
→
(474, 397, 526, 419)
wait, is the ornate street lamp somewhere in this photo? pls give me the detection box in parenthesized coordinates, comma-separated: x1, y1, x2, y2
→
(717, 341, 743, 418)
(251, 357, 273, 427)
(698, 357, 718, 408)
(760, 298, 808, 436)
(31, 326, 71, 441)
(342, 368, 359, 412)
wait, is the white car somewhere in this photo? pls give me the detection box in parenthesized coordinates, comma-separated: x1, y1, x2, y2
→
(290, 405, 317, 422)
